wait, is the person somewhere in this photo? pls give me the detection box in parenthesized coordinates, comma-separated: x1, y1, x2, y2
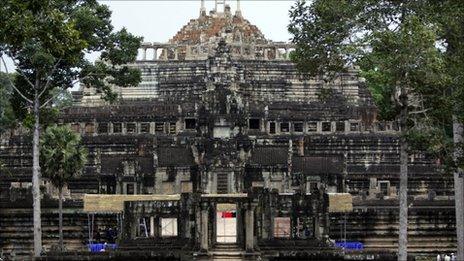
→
(444, 254, 451, 261)
(436, 254, 441, 261)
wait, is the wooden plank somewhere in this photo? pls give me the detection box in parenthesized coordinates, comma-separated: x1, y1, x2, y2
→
(83, 194, 181, 213)
(328, 193, 353, 213)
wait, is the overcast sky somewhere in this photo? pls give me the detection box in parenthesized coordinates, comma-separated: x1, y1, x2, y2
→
(100, 0, 295, 43)
(1, 1, 296, 72)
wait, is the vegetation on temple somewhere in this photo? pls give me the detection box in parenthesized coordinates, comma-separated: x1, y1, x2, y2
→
(0, 72, 16, 134)
(289, 1, 464, 259)
(40, 125, 87, 252)
(0, 0, 142, 256)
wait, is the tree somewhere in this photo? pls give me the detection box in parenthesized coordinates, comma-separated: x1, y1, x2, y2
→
(289, 1, 446, 260)
(0, 72, 16, 133)
(40, 125, 87, 252)
(0, 1, 142, 256)
(429, 2, 464, 259)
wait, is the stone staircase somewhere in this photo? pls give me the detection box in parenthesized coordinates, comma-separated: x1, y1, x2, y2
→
(194, 244, 258, 261)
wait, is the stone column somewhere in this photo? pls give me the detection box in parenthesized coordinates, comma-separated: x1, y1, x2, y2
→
(131, 215, 138, 239)
(142, 48, 147, 60)
(174, 48, 179, 60)
(163, 48, 168, 60)
(245, 203, 255, 252)
(150, 216, 155, 237)
(314, 214, 321, 240)
(200, 202, 209, 251)
(153, 48, 158, 60)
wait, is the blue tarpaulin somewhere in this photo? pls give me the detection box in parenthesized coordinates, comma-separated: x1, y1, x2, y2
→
(335, 241, 364, 250)
(88, 243, 117, 252)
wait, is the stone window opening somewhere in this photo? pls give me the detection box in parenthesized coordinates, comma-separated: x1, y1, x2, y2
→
(185, 118, 196, 130)
(307, 122, 317, 132)
(293, 122, 304, 133)
(160, 218, 178, 237)
(126, 183, 135, 195)
(155, 122, 165, 133)
(336, 122, 345, 132)
(126, 123, 136, 134)
(280, 122, 290, 133)
(350, 122, 359, 132)
(309, 182, 319, 193)
(98, 123, 108, 134)
(140, 123, 150, 133)
(113, 123, 122, 134)
(269, 122, 276, 134)
(169, 122, 177, 134)
(71, 123, 80, 133)
(378, 181, 390, 196)
(85, 123, 95, 135)
(249, 118, 261, 130)
(322, 122, 331, 132)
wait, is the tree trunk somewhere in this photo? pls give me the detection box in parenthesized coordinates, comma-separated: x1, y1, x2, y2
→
(398, 89, 408, 261)
(59, 186, 64, 252)
(32, 88, 42, 257)
(453, 118, 464, 261)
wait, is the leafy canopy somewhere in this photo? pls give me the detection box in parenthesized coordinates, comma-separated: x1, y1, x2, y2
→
(289, 0, 457, 165)
(0, 72, 16, 133)
(0, 0, 142, 111)
(40, 125, 87, 189)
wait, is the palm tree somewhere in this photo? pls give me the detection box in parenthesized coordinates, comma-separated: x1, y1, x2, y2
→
(40, 125, 87, 252)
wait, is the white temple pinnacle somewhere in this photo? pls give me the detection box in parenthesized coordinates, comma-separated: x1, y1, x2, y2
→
(215, 0, 226, 13)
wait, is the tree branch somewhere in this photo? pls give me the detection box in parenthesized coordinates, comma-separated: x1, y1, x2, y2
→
(409, 108, 430, 115)
(0, 56, 33, 104)
(38, 58, 62, 98)
(40, 72, 105, 109)
(9, 57, 37, 90)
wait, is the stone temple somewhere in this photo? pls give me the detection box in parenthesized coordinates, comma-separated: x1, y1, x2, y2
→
(0, 1, 458, 260)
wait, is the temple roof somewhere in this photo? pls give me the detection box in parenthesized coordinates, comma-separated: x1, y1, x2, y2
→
(169, 5, 267, 45)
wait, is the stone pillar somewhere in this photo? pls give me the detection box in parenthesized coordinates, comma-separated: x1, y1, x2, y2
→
(314, 214, 321, 240)
(200, 0, 206, 15)
(275, 48, 279, 60)
(153, 48, 158, 60)
(245, 203, 255, 252)
(186, 46, 191, 60)
(142, 48, 147, 60)
(163, 48, 168, 60)
(131, 215, 138, 239)
(150, 216, 155, 237)
(174, 48, 179, 60)
(200, 202, 209, 251)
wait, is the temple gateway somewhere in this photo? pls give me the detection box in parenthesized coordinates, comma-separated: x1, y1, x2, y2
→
(0, 1, 457, 260)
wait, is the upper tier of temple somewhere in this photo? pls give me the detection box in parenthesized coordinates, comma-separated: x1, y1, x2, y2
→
(136, 1, 293, 61)
(170, 4, 267, 45)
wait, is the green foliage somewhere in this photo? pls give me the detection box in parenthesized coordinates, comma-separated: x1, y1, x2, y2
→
(289, 0, 458, 164)
(0, 0, 143, 106)
(40, 125, 87, 189)
(288, 0, 361, 76)
(0, 72, 16, 133)
(316, 88, 334, 103)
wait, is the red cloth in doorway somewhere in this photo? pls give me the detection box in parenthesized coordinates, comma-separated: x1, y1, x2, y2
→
(221, 212, 236, 218)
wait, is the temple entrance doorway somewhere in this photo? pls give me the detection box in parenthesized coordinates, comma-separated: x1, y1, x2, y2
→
(216, 203, 237, 243)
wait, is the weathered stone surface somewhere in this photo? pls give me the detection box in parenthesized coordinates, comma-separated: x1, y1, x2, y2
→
(0, 2, 456, 260)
